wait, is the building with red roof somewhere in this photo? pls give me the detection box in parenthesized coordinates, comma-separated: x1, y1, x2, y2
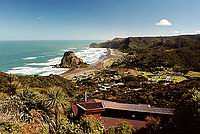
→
(71, 99, 174, 130)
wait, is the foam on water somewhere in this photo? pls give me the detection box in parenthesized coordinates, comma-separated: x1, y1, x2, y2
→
(7, 66, 67, 76)
(68, 47, 77, 50)
(22, 56, 45, 60)
(76, 48, 107, 64)
(6, 47, 107, 76)
(61, 49, 69, 52)
(22, 56, 38, 60)
(27, 57, 62, 66)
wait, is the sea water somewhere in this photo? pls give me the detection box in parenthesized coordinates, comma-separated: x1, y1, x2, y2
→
(0, 40, 106, 76)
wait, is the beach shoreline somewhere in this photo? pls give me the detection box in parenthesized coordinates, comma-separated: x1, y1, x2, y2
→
(60, 48, 115, 79)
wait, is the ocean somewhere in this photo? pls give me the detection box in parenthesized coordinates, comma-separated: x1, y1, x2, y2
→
(0, 40, 107, 76)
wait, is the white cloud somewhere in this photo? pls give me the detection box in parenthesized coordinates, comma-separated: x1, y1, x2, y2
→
(196, 30, 200, 33)
(37, 16, 44, 20)
(156, 18, 172, 26)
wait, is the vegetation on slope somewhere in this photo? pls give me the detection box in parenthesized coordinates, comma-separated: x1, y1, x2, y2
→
(91, 35, 200, 72)
(0, 69, 199, 133)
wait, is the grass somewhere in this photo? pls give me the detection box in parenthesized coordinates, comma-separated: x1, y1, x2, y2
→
(103, 58, 114, 68)
(186, 71, 200, 78)
(110, 49, 125, 56)
(139, 71, 187, 83)
(138, 71, 154, 77)
(172, 76, 187, 83)
(197, 91, 200, 101)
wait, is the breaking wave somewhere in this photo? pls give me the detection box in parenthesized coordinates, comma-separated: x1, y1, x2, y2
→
(6, 47, 107, 76)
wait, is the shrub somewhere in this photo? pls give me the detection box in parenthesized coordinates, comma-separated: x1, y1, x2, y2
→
(107, 122, 136, 134)
(80, 115, 104, 134)
(0, 122, 21, 134)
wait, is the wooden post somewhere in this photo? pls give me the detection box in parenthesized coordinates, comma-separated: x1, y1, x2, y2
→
(84, 91, 87, 102)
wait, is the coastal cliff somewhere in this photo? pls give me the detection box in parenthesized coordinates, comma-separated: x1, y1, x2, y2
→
(90, 34, 200, 51)
(90, 34, 200, 72)
(90, 38, 125, 49)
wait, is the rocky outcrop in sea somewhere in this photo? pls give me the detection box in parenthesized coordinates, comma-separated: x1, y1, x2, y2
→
(57, 51, 87, 68)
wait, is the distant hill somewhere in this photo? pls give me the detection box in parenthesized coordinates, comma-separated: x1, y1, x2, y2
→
(90, 35, 200, 72)
(90, 35, 200, 50)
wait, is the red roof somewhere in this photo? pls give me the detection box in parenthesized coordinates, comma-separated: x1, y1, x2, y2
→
(72, 99, 97, 115)
(94, 99, 174, 115)
(74, 99, 174, 115)
(92, 115, 147, 130)
(72, 99, 174, 130)
(77, 102, 104, 110)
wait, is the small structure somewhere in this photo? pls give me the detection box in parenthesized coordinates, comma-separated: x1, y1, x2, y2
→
(71, 99, 174, 130)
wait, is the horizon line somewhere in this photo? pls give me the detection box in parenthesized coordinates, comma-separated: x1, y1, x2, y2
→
(0, 33, 199, 41)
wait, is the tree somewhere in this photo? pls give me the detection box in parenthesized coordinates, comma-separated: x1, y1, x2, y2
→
(172, 89, 200, 134)
(154, 88, 200, 134)
(44, 87, 70, 134)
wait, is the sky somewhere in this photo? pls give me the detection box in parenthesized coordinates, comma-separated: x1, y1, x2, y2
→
(0, 0, 200, 40)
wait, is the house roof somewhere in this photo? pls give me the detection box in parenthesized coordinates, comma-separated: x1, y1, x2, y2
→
(75, 99, 174, 115)
(94, 99, 174, 115)
(72, 99, 174, 130)
(72, 99, 98, 115)
(101, 117, 147, 129)
(77, 102, 105, 111)
(89, 115, 147, 130)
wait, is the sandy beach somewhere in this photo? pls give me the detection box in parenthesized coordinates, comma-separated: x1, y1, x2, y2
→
(60, 48, 121, 79)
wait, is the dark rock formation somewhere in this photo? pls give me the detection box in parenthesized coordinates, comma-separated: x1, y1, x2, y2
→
(59, 51, 87, 68)
(89, 43, 99, 48)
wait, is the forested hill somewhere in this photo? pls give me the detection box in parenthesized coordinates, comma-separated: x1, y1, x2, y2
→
(90, 34, 200, 50)
(90, 34, 200, 72)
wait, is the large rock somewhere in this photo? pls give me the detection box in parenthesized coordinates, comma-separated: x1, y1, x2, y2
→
(59, 51, 87, 68)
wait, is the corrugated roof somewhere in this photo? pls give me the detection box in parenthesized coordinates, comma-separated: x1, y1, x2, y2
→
(98, 116, 147, 129)
(72, 99, 99, 115)
(75, 99, 174, 115)
(94, 99, 174, 115)
(88, 114, 147, 129)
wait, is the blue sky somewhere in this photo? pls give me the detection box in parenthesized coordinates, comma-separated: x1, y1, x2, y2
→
(0, 0, 200, 40)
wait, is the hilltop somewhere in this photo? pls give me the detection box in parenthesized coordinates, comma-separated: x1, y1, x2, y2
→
(90, 35, 200, 50)
(90, 34, 200, 72)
